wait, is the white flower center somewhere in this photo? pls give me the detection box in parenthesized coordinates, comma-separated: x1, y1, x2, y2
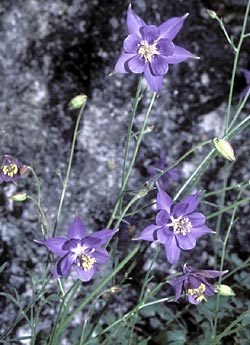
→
(172, 217, 192, 236)
(138, 40, 158, 63)
(71, 243, 96, 271)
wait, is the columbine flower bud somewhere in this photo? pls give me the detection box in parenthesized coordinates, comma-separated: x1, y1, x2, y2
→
(110, 286, 122, 294)
(213, 137, 236, 161)
(215, 284, 235, 296)
(20, 165, 30, 176)
(136, 187, 149, 198)
(9, 192, 27, 201)
(145, 125, 155, 133)
(69, 95, 87, 110)
(207, 9, 217, 19)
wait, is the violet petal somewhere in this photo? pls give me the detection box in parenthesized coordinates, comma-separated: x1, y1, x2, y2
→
(88, 229, 118, 246)
(75, 265, 95, 282)
(67, 217, 86, 239)
(144, 64, 163, 92)
(176, 232, 196, 250)
(156, 184, 173, 212)
(164, 237, 181, 264)
(114, 53, 135, 73)
(136, 224, 160, 241)
(150, 55, 169, 76)
(156, 209, 171, 226)
(158, 14, 188, 41)
(127, 55, 145, 73)
(165, 45, 197, 64)
(140, 25, 160, 43)
(92, 247, 109, 265)
(126, 4, 146, 37)
(124, 34, 141, 53)
(35, 237, 68, 256)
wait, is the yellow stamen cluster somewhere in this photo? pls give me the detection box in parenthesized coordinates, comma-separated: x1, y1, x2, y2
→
(77, 254, 97, 271)
(174, 217, 192, 236)
(188, 283, 206, 302)
(2, 164, 18, 177)
(138, 40, 158, 63)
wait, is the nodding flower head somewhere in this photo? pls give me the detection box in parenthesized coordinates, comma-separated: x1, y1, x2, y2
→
(169, 263, 228, 304)
(0, 155, 24, 184)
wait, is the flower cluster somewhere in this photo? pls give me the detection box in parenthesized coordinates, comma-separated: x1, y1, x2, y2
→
(136, 184, 213, 264)
(36, 217, 117, 282)
(169, 264, 227, 304)
(115, 5, 198, 92)
(0, 155, 24, 184)
(31, 6, 228, 306)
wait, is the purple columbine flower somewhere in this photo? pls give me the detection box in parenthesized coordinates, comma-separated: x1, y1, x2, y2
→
(136, 184, 213, 264)
(169, 263, 227, 304)
(240, 68, 250, 98)
(35, 217, 118, 282)
(115, 4, 198, 92)
(146, 151, 179, 190)
(0, 155, 24, 184)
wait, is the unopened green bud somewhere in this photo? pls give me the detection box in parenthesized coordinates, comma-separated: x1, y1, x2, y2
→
(20, 165, 30, 176)
(145, 125, 155, 133)
(215, 284, 235, 296)
(213, 137, 235, 161)
(207, 9, 217, 19)
(137, 187, 149, 198)
(9, 192, 27, 201)
(107, 158, 115, 170)
(69, 95, 87, 110)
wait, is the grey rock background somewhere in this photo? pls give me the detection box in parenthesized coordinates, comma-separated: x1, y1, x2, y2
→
(0, 0, 249, 340)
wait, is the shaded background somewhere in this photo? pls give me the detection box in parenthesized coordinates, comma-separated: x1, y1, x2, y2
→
(0, 0, 249, 342)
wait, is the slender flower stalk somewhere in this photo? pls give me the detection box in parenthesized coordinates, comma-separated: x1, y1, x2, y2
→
(53, 96, 87, 237)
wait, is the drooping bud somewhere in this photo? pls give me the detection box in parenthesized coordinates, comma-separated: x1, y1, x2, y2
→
(110, 286, 122, 294)
(20, 165, 30, 176)
(9, 192, 27, 201)
(69, 95, 87, 110)
(215, 284, 235, 296)
(213, 137, 236, 161)
(207, 9, 217, 19)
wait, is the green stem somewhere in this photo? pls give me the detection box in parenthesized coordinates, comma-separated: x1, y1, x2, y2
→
(107, 92, 157, 229)
(213, 162, 230, 268)
(174, 148, 217, 201)
(212, 188, 246, 341)
(28, 167, 48, 237)
(224, 0, 250, 132)
(206, 196, 250, 220)
(203, 180, 249, 197)
(226, 88, 250, 133)
(121, 76, 143, 185)
(27, 196, 48, 238)
(53, 97, 87, 237)
(128, 246, 161, 345)
(58, 244, 140, 332)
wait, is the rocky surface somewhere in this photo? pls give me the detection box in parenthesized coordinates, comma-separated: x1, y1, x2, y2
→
(0, 0, 249, 341)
